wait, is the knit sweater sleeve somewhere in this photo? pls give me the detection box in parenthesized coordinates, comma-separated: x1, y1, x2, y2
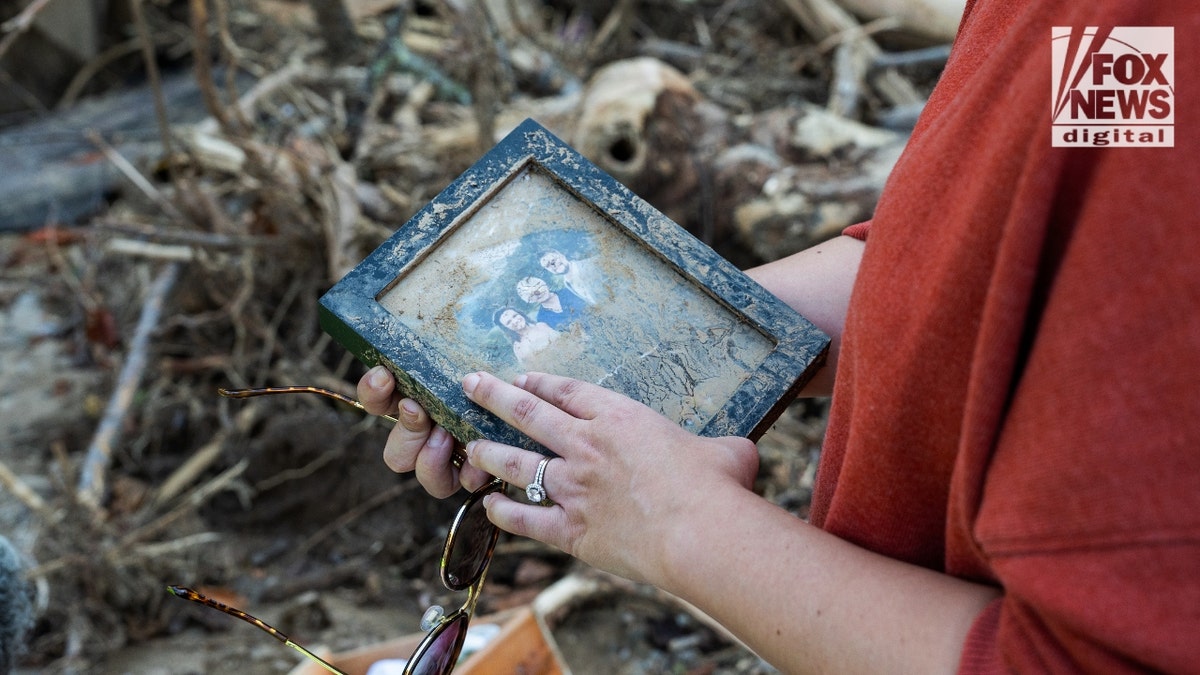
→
(841, 221, 871, 241)
(813, 1, 1200, 672)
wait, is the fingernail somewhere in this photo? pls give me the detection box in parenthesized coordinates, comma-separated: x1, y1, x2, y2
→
(513, 373, 528, 388)
(368, 365, 390, 388)
(464, 440, 478, 458)
(400, 399, 420, 423)
(462, 372, 481, 396)
(429, 426, 450, 449)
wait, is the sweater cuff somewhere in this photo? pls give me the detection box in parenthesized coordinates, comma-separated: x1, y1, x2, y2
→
(957, 597, 1005, 674)
(842, 220, 872, 240)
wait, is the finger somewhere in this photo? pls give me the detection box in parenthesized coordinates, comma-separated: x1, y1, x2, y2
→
(357, 365, 398, 415)
(458, 462, 494, 493)
(466, 440, 561, 497)
(413, 426, 460, 499)
(482, 491, 571, 550)
(515, 371, 622, 420)
(381, 400, 435, 473)
(462, 372, 578, 450)
(396, 398, 433, 434)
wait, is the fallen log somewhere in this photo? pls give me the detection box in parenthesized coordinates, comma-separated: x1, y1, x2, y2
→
(0, 70, 247, 231)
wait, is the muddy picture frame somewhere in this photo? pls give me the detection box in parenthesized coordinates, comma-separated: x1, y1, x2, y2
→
(319, 118, 829, 455)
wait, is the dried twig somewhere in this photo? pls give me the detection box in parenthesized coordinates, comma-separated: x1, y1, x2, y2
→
(86, 131, 189, 224)
(253, 450, 340, 492)
(150, 405, 261, 509)
(130, 0, 177, 160)
(829, 41, 862, 118)
(121, 458, 250, 548)
(103, 238, 197, 262)
(322, 160, 361, 282)
(371, 13, 472, 106)
(190, 54, 313, 147)
(0, 459, 51, 519)
(586, 0, 637, 62)
(127, 532, 222, 562)
(188, 0, 237, 133)
(58, 38, 145, 109)
(77, 262, 182, 510)
(94, 219, 272, 250)
(779, 0, 923, 109)
(822, 16, 904, 116)
(212, 0, 253, 126)
(871, 43, 952, 69)
(0, 0, 54, 61)
(813, 14, 903, 53)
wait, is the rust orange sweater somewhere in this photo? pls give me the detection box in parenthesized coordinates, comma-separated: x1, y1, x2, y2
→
(814, 1, 1200, 672)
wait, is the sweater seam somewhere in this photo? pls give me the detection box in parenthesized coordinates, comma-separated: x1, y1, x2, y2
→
(979, 528, 1200, 558)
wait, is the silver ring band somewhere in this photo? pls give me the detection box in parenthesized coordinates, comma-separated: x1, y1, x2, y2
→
(525, 456, 553, 506)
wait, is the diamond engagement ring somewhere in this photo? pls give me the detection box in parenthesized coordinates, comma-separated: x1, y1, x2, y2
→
(525, 456, 553, 506)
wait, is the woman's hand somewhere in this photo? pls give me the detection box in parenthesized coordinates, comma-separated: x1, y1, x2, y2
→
(356, 365, 492, 498)
(459, 370, 759, 586)
(359, 364, 761, 584)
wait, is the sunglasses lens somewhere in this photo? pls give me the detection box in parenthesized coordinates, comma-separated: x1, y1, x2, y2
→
(442, 483, 501, 591)
(409, 612, 469, 675)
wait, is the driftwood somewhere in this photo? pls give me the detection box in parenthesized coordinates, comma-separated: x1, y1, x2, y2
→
(725, 105, 905, 260)
(0, 4, 927, 250)
(839, 0, 964, 43)
(560, 56, 905, 260)
(780, 0, 925, 115)
(571, 57, 719, 234)
(0, 70, 249, 231)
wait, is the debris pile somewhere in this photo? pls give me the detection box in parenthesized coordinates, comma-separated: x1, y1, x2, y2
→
(0, 0, 952, 670)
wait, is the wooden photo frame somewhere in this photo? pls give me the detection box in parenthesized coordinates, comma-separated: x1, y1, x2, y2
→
(319, 119, 828, 454)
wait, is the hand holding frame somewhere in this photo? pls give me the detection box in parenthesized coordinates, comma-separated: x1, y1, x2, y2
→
(460, 370, 759, 585)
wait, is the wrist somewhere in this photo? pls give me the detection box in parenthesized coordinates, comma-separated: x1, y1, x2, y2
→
(651, 480, 764, 596)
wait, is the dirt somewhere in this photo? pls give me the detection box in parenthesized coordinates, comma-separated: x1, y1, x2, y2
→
(0, 0, 940, 672)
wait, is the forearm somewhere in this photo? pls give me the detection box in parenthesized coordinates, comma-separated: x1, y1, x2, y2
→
(744, 235, 864, 397)
(656, 484, 999, 674)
